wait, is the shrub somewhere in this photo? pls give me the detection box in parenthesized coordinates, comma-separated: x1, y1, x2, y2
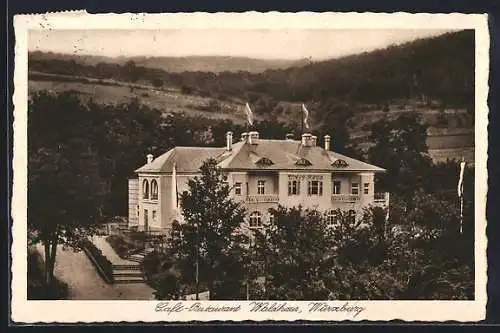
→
(80, 239, 114, 283)
(106, 234, 135, 259)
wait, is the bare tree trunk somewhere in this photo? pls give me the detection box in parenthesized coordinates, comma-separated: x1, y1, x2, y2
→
(48, 235, 58, 284)
(44, 232, 58, 286)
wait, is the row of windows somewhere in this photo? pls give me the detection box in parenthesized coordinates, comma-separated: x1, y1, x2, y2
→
(248, 209, 357, 228)
(232, 180, 371, 196)
(143, 179, 158, 200)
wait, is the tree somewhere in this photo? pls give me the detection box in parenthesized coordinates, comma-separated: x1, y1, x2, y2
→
(251, 206, 336, 300)
(123, 60, 142, 83)
(28, 92, 107, 286)
(151, 78, 163, 88)
(166, 158, 249, 299)
(367, 113, 432, 206)
(319, 100, 353, 154)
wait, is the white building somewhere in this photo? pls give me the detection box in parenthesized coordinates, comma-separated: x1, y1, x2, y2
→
(128, 131, 389, 233)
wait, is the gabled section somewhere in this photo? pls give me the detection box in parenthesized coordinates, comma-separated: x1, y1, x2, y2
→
(331, 159, 349, 168)
(295, 158, 312, 166)
(255, 157, 274, 166)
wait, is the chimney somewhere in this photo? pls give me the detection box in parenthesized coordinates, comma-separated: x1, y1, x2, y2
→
(226, 131, 233, 151)
(248, 131, 259, 144)
(301, 133, 312, 146)
(147, 154, 154, 164)
(311, 135, 317, 147)
(324, 135, 331, 151)
(285, 133, 294, 141)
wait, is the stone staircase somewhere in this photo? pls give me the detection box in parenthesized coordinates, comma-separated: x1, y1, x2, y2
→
(112, 264, 145, 284)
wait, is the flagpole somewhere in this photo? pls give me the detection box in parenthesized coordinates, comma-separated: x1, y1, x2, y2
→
(458, 157, 465, 234)
(460, 193, 464, 234)
(301, 104, 304, 135)
(195, 221, 199, 300)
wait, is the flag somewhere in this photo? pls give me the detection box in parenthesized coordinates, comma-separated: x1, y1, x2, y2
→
(302, 104, 310, 130)
(457, 159, 466, 197)
(244, 103, 254, 126)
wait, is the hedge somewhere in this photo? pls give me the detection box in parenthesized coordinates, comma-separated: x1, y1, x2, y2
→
(80, 239, 114, 283)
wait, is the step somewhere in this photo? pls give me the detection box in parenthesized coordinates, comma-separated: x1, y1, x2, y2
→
(113, 272, 144, 277)
(114, 277, 145, 284)
(114, 275, 144, 281)
(113, 268, 142, 273)
(112, 264, 141, 270)
(129, 254, 145, 259)
(128, 257, 144, 263)
(114, 280, 147, 284)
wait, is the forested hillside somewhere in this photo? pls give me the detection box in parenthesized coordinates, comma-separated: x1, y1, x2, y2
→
(28, 30, 475, 163)
(28, 51, 305, 74)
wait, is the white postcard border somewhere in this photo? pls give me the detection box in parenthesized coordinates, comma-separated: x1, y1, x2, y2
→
(11, 11, 489, 323)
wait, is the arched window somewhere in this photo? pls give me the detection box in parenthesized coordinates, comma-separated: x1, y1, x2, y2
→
(151, 179, 158, 200)
(269, 213, 275, 225)
(142, 179, 149, 199)
(249, 211, 262, 228)
(348, 210, 356, 224)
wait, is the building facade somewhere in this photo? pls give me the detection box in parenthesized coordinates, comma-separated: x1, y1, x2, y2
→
(128, 131, 389, 234)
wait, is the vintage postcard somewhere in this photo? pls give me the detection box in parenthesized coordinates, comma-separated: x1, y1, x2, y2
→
(12, 12, 489, 323)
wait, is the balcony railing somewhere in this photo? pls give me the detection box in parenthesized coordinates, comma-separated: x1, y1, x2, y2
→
(374, 192, 389, 201)
(331, 194, 360, 202)
(374, 192, 390, 206)
(245, 195, 279, 204)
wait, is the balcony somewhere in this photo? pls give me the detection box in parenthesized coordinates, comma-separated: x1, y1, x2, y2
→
(331, 194, 360, 202)
(374, 192, 390, 207)
(245, 195, 279, 204)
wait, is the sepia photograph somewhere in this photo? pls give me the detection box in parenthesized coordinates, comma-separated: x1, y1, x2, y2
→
(12, 12, 488, 322)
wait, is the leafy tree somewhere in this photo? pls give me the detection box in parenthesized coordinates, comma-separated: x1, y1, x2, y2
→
(123, 60, 142, 83)
(251, 206, 335, 300)
(151, 78, 163, 88)
(367, 113, 432, 206)
(28, 92, 107, 285)
(166, 158, 249, 299)
(319, 100, 353, 153)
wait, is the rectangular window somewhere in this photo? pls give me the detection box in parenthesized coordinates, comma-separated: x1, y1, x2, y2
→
(351, 182, 359, 195)
(333, 181, 341, 194)
(257, 180, 265, 195)
(364, 183, 370, 195)
(152, 210, 157, 221)
(308, 180, 323, 196)
(234, 182, 242, 195)
(136, 205, 139, 216)
(288, 180, 300, 195)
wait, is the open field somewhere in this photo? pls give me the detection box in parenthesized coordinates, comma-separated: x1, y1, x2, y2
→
(28, 75, 475, 164)
(28, 78, 251, 124)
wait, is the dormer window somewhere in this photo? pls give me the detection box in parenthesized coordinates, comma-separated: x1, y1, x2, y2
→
(255, 157, 274, 166)
(295, 158, 312, 166)
(332, 159, 349, 168)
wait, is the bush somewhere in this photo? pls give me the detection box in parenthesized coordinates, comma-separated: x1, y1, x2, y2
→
(106, 234, 136, 259)
(80, 239, 114, 283)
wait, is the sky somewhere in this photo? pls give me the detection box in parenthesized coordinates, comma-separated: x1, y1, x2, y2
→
(28, 29, 457, 60)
